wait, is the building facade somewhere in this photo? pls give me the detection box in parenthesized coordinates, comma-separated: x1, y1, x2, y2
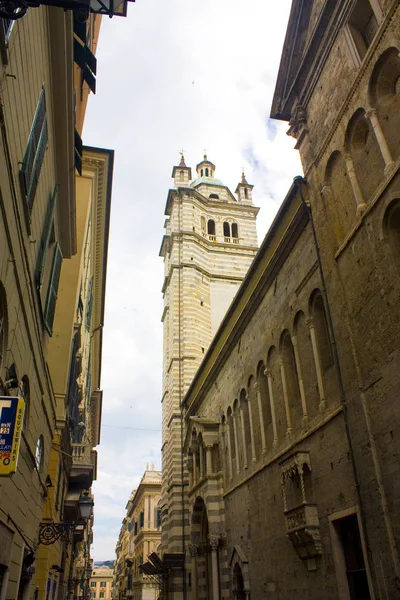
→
(113, 467, 162, 600)
(90, 566, 114, 600)
(174, 1, 400, 599)
(0, 6, 113, 600)
(159, 155, 259, 595)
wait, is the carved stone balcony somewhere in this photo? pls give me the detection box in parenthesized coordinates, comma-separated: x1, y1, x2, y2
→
(284, 503, 322, 568)
(71, 443, 97, 488)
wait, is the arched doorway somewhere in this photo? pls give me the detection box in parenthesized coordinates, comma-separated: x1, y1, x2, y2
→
(190, 497, 220, 600)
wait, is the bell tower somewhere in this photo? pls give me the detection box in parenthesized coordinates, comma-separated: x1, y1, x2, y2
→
(159, 154, 259, 595)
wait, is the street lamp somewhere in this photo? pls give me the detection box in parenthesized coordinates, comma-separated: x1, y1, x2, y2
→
(0, 0, 134, 23)
(39, 491, 94, 545)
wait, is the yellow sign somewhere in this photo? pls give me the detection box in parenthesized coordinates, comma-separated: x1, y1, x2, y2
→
(0, 396, 25, 476)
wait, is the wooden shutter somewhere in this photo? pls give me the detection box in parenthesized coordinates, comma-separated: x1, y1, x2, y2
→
(36, 186, 58, 287)
(20, 88, 48, 213)
(85, 278, 93, 331)
(43, 243, 63, 335)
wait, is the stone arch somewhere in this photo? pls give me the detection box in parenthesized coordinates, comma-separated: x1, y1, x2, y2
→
(280, 329, 301, 432)
(309, 290, 334, 375)
(227, 406, 236, 475)
(207, 219, 216, 236)
(294, 310, 318, 416)
(191, 496, 211, 600)
(230, 546, 250, 599)
(324, 150, 355, 242)
(345, 107, 384, 202)
(383, 198, 400, 272)
(239, 388, 251, 468)
(267, 346, 284, 441)
(256, 360, 272, 450)
(223, 221, 231, 238)
(369, 47, 400, 159)
(233, 398, 242, 470)
(247, 374, 258, 459)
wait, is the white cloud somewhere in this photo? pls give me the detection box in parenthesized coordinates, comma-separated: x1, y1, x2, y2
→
(84, 0, 301, 561)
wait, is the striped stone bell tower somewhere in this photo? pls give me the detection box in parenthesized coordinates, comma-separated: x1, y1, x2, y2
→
(159, 153, 259, 596)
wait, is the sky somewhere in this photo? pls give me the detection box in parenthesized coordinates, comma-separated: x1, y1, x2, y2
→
(83, 0, 302, 561)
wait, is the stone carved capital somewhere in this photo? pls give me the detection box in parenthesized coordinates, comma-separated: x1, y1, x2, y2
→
(208, 535, 220, 550)
(253, 381, 259, 390)
(264, 368, 271, 378)
(365, 107, 377, 120)
(305, 316, 314, 329)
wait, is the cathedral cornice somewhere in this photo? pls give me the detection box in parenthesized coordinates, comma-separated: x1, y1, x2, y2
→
(164, 186, 259, 217)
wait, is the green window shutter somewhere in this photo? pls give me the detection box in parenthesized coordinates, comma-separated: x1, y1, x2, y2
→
(85, 278, 93, 331)
(36, 185, 58, 287)
(20, 88, 48, 213)
(43, 243, 63, 335)
(156, 509, 161, 529)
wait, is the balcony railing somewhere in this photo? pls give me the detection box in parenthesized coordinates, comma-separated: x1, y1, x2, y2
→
(284, 503, 322, 563)
(71, 443, 97, 487)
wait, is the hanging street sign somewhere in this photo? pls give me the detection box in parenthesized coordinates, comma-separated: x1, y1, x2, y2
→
(0, 396, 25, 476)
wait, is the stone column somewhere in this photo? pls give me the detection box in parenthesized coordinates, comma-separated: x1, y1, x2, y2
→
(189, 545, 198, 600)
(264, 369, 278, 446)
(188, 453, 194, 489)
(193, 449, 198, 486)
(291, 335, 308, 424)
(246, 393, 257, 462)
(306, 317, 326, 411)
(366, 107, 394, 172)
(232, 411, 240, 474)
(239, 404, 248, 469)
(226, 419, 233, 481)
(205, 445, 213, 476)
(344, 153, 367, 214)
(199, 445, 204, 479)
(279, 358, 292, 435)
(253, 382, 267, 453)
(208, 535, 220, 600)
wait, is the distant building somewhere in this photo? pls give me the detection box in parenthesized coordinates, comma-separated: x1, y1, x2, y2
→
(90, 566, 114, 600)
(114, 466, 162, 600)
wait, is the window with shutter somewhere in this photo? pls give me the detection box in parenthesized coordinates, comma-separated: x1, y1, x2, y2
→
(43, 243, 63, 335)
(86, 278, 93, 331)
(20, 88, 48, 215)
(36, 186, 58, 288)
(139, 511, 144, 528)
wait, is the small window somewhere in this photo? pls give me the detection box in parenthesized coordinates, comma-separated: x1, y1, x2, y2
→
(244, 187, 248, 199)
(223, 222, 231, 237)
(205, 167, 209, 176)
(180, 170, 184, 180)
(91, 582, 97, 588)
(348, 0, 378, 61)
(100, 593, 104, 599)
(20, 88, 48, 216)
(201, 169, 203, 176)
(232, 223, 239, 238)
(209, 193, 219, 199)
(100, 582, 106, 588)
(207, 220, 216, 235)
(35, 435, 43, 470)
